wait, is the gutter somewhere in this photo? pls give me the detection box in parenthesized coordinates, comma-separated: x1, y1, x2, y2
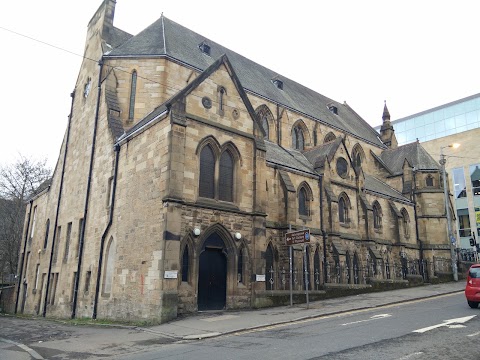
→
(116, 109, 168, 146)
(14, 200, 33, 313)
(71, 59, 105, 319)
(42, 89, 75, 317)
(92, 144, 120, 319)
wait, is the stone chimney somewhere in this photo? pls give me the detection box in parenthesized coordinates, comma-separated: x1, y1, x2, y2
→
(85, 0, 116, 55)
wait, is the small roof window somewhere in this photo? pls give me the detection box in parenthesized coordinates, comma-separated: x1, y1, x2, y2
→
(328, 104, 338, 115)
(199, 41, 211, 56)
(272, 79, 283, 90)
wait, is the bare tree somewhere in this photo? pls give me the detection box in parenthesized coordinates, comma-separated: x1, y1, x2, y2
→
(0, 155, 51, 282)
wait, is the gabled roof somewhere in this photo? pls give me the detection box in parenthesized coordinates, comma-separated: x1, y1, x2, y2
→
(364, 174, 411, 203)
(265, 141, 316, 176)
(106, 16, 385, 148)
(380, 141, 440, 175)
(303, 137, 342, 169)
(118, 54, 265, 143)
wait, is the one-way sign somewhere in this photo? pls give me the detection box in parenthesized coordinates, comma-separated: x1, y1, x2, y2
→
(285, 229, 310, 246)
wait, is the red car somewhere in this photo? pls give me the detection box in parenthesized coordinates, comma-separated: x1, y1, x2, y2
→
(465, 264, 480, 308)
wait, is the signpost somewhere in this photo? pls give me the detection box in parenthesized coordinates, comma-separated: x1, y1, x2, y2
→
(285, 229, 310, 246)
(285, 228, 310, 308)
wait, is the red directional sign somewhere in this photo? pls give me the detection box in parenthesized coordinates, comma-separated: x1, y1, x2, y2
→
(285, 229, 310, 246)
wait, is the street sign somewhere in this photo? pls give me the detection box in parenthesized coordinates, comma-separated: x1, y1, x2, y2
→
(285, 229, 310, 246)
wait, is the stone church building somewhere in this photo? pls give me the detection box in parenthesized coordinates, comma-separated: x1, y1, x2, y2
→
(16, 1, 453, 322)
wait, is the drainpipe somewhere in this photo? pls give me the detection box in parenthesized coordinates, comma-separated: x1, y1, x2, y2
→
(92, 144, 120, 319)
(15, 200, 33, 313)
(42, 90, 75, 317)
(71, 59, 104, 319)
(318, 175, 327, 284)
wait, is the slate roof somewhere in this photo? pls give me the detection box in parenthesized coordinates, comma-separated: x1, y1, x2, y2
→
(106, 16, 385, 148)
(109, 27, 133, 49)
(380, 142, 440, 175)
(364, 174, 411, 202)
(303, 138, 342, 169)
(265, 141, 316, 175)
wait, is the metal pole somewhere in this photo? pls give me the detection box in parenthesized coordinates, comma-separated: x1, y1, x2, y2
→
(440, 148, 458, 281)
(289, 224, 293, 307)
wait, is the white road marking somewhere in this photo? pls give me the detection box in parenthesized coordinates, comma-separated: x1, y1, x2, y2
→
(0, 337, 44, 359)
(341, 313, 391, 326)
(413, 315, 476, 333)
(398, 352, 424, 359)
(467, 331, 480, 337)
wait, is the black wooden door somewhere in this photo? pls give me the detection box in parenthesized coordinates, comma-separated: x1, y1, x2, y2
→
(198, 248, 227, 310)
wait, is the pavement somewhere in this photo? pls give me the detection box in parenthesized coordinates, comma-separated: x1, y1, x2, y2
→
(144, 281, 466, 340)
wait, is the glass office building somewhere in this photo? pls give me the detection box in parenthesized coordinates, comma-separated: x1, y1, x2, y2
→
(375, 93, 480, 253)
(374, 93, 480, 146)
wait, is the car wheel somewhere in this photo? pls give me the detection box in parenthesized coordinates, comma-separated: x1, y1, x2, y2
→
(467, 300, 479, 309)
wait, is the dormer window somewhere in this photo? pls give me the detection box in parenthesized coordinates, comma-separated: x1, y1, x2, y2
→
(328, 104, 338, 115)
(272, 79, 283, 90)
(199, 41, 211, 56)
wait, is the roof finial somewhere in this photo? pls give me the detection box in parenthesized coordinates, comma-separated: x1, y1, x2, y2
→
(382, 100, 391, 122)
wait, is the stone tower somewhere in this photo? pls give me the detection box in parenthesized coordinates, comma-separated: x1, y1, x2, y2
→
(379, 102, 398, 149)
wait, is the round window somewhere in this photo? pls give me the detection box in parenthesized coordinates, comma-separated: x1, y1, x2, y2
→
(336, 158, 348, 178)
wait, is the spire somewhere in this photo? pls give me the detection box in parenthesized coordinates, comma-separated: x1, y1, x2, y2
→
(379, 100, 398, 149)
(382, 100, 391, 122)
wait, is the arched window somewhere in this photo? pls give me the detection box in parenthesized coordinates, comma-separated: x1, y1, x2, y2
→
(218, 86, 226, 115)
(255, 105, 274, 140)
(303, 245, 311, 290)
(353, 253, 360, 284)
(324, 132, 336, 143)
(265, 244, 274, 290)
(373, 202, 382, 229)
(199, 145, 215, 198)
(181, 246, 189, 282)
(314, 247, 321, 289)
(298, 187, 308, 216)
(103, 237, 116, 294)
(292, 127, 305, 150)
(128, 70, 137, 120)
(43, 219, 50, 249)
(426, 175, 434, 187)
(262, 115, 269, 139)
(219, 151, 234, 202)
(402, 208, 410, 237)
(352, 144, 364, 169)
(237, 246, 244, 283)
(339, 195, 349, 224)
(346, 251, 352, 284)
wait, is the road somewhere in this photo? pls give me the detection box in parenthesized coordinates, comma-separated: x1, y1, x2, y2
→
(1, 292, 478, 359)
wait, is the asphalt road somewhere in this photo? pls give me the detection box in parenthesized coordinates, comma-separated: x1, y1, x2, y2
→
(1, 291, 478, 359)
(117, 293, 479, 360)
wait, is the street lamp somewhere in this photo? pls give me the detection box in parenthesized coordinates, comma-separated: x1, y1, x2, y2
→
(439, 143, 460, 281)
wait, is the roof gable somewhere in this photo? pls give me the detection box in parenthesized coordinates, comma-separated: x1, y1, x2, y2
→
(120, 54, 265, 142)
(380, 141, 439, 175)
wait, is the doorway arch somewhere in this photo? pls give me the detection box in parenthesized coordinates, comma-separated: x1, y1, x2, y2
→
(198, 232, 228, 310)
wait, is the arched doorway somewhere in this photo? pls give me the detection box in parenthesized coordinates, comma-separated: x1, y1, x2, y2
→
(198, 233, 227, 311)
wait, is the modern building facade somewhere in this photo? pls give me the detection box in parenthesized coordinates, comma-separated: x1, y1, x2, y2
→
(16, 1, 453, 323)
(375, 93, 480, 253)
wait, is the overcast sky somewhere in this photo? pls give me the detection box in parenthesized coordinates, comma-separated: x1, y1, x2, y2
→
(1, 1, 479, 168)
